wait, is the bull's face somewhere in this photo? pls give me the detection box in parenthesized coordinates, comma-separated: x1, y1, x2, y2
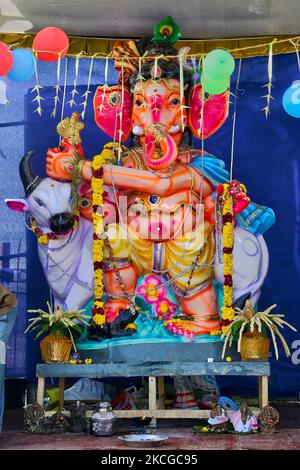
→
(6, 178, 74, 234)
(5, 151, 75, 235)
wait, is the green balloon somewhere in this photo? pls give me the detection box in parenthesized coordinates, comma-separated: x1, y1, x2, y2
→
(202, 74, 229, 95)
(203, 49, 235, 79)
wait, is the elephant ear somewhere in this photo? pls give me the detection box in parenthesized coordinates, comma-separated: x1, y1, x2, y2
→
(188, 83, 229, 139)
(93, 85, 132, 142)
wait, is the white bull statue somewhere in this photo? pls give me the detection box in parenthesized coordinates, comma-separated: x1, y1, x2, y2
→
(6, 151, 94, 311)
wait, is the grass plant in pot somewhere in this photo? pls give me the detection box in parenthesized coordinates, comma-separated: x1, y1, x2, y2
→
(221, 300, 297, 361)
(25, 302, 90, 364)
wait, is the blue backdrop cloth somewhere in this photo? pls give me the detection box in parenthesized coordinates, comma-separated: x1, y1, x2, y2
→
(4, 52, 300, 397)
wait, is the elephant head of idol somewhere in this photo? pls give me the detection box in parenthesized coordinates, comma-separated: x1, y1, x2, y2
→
(93, 18, 229, 170)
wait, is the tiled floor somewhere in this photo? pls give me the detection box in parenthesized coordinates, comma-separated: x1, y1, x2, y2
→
(1, 403, 299, 450)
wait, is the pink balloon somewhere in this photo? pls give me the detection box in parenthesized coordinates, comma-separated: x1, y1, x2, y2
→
(33, 27, 69, 62)
(0, 42, 13, 75)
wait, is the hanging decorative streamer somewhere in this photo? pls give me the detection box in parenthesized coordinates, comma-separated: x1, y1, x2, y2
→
(0, 80, 9, 105)
(153, 56, 158, 79)
(261, 39, 277, 118)
(137, 55, 145, 82)
(197, 55, 205, 206)
(137, 54, 147, 103)
(289, 38, 300, 72)
(104, 54, 110, 87)
(96, 54, 112, 117)
(179, 54, 185, 132)
(59, 57, 69, 144)
(80, 54, 96, 119)
(118, 64, 125, 163)
(100, 55, 109, 108)
(31, 53, 44, 115)
(229, 58, 242, 181)
(67, 51, 84, 107)
(51, 52, 62, 117)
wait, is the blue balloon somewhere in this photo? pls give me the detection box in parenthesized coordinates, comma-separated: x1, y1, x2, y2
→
(7, 49, 35, 82)
(282, 81, 300, 118)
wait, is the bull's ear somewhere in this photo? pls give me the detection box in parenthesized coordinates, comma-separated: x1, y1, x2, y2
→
(5, 199, 29, 212)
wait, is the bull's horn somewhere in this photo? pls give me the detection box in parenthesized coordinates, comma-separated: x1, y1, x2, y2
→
(19, 151, 42, 196)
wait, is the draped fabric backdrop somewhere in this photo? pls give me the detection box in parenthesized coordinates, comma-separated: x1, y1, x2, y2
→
(1, 53, 300, 396)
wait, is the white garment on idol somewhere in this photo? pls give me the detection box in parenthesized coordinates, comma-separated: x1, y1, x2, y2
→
(208, 409, 228, 426)
(229, 410, 258, 433)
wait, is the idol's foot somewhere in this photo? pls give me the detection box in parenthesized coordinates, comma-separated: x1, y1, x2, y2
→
(166, 284, 221, 336)
(89, 298, 139, 340)
(104, 298, 133, 323)
(164, 315, 221, 338)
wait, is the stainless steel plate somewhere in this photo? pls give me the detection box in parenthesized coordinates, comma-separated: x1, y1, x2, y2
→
(118, 434, 169, 448)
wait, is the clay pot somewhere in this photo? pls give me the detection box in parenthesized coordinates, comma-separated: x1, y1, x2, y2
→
(40, 331, 72, 364)
(240, 330, 270, 361)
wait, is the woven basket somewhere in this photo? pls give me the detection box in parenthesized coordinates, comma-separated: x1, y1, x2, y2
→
(240, 330, 270, 361)
(40, 332, 72, 364)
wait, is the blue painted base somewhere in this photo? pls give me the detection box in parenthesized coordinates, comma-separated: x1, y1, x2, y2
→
(75, 285, 236, 364)
(76, 338, 239, 364)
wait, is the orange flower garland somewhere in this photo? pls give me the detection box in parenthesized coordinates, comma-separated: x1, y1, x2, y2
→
(91, 142, 127, 326)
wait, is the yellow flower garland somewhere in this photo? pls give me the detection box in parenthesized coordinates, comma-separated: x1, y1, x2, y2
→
(91, 142, 127, 326)
(221, 183, 235, 322)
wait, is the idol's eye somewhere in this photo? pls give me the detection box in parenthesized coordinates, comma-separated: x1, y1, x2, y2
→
(170, 98, 181, 106)
(135, 99, 144, 108)
(34, 197, 45, 207)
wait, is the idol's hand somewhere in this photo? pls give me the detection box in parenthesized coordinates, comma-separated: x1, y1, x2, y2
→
(46, 139, 76, 181)
(46, 139, 83, 181)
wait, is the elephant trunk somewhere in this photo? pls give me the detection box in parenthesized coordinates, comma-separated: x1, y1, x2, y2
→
(144, 125, 178, 170)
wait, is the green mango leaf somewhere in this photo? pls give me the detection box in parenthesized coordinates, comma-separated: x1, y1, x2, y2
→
(71, 324, 83, 334)
(231, 321, 243, 337)
(34, 324, 49, 340)
(260, 323, 267, 337)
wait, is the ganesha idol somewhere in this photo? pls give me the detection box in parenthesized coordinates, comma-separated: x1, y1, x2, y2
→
(32, 19, 275, 343)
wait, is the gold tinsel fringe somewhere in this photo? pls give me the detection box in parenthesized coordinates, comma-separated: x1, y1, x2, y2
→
(1, 32, 300, 59)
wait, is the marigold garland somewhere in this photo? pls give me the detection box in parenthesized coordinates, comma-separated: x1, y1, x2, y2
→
(216, 182, 248, 325)
(91, 142, 127, 326)
(220, 183, 235, 323)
